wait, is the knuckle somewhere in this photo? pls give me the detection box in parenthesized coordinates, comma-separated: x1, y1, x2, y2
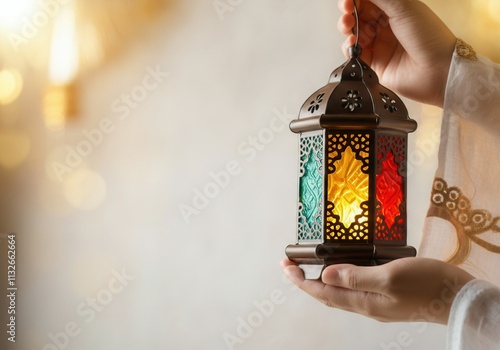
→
(343, 269, 359, 290)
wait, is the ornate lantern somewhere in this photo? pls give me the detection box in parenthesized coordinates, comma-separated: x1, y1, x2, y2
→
(285, 6, 417, 279)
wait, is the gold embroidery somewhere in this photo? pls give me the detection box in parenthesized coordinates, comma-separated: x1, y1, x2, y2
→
(456, 38, 477, 62)
(427, 178, 500, 265)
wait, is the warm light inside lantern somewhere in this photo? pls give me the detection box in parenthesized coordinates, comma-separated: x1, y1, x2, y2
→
(328, 146, 368, 228)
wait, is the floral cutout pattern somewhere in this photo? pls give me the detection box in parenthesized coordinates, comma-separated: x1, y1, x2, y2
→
(307, 93, 325, 113)
(380, 92, 397, 113)
(427, 177, 500, 265)
(341, 90, 362, 112)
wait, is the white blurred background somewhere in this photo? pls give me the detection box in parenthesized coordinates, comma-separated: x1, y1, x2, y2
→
(0, 0, 498, 349)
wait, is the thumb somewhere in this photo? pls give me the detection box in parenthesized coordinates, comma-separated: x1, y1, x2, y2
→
(366, 0, 413, 18)
(321, 264, 387, 293)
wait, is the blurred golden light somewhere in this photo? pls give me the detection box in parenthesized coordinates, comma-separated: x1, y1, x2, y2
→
(63, 168, 107, 210)
(49, 1, 78, 85)
(44, 0, 79, 128)
(43, 83, 77, 130)
(488, 0, 500, 22)
(0, 0, 37, 30)
(0, 69, 23, 105)
(0, 129, 31, 169)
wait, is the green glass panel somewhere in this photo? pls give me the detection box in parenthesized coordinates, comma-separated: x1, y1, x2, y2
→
(300, 154, 322, 227)
(298, 134, 323, 241)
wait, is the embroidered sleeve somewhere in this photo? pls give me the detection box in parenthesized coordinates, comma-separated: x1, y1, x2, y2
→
(444, 41, 500, 129)
(420, 41, 500, 286)
(455, 39, 477, 62)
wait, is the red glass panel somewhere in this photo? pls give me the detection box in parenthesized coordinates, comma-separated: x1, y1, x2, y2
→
(376, 150, 403, 229)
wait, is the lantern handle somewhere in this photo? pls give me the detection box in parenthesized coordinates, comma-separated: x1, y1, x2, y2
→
(352, 0, 359, 47)
(350, 0, 362, 57)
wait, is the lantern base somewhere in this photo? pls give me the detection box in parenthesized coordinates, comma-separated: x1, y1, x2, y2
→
(285, 243, 417, 279)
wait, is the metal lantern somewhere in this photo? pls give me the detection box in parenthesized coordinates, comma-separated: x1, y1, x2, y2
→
(285, 42, 418, 279)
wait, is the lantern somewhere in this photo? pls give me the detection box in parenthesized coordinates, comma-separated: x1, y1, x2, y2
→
(285, 8, 417, 279)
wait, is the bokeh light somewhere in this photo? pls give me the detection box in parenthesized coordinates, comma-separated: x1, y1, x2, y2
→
(49, 0, 78, 84)
(63, 168, 107, 210)
(0, 69, 23, 105)
(0, 129, 31, 169)
(0, 0, 37, 30)
(488, 0, 500, 22)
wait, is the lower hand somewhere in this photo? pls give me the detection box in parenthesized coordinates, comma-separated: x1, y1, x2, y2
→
(281, 257, 474, 324)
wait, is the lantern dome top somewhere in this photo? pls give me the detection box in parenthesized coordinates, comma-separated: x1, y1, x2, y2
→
(291, 46, 417, 134)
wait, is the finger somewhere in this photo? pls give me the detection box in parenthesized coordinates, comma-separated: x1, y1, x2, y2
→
(338, 13, 356, 36)
(368, 0, 412, 18)
(284, 265, 337, 302)
(280, 258, 297, 269)
(338, 0, 365, 14)
(321, 264, 388, 293)
(317, 284, 389, 318)
(284, 264, 391, 320)
(338, 0, 352, 13)
(342, 35, 357, 50)
(282, 265, 333, 298)
(282, 265, 304, 284)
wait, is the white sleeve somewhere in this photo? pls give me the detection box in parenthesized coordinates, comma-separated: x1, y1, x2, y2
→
(418, 43, 500, 348)
(418, 43, 500, 286)
(444, 48, 500, 131)
(447, 279, 500, 350)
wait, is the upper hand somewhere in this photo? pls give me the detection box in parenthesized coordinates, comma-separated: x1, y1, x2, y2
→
(338, 0, 457, 107)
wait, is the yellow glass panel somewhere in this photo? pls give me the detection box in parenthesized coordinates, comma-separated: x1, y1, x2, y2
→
(328, 146, 369, 227)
